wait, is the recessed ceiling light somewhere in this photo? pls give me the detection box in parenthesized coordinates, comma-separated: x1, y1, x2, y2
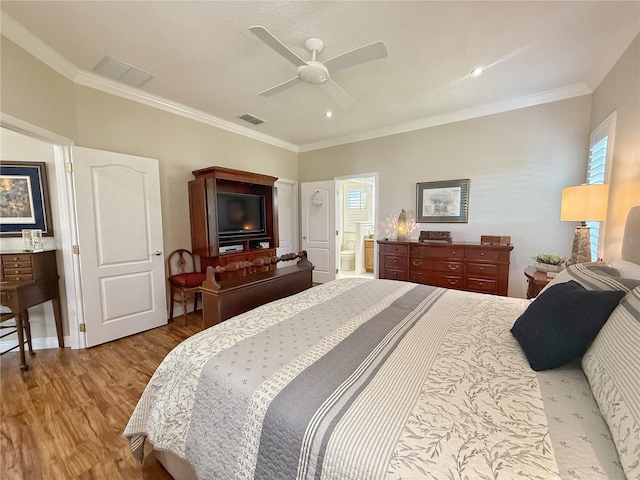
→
(325, 111, 333, 118)
(471, 67, 484, 77)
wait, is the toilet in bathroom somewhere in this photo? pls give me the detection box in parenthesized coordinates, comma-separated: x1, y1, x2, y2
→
(340, 240, 356, 271)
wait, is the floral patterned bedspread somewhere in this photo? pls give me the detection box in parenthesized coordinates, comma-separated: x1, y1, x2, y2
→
(124, 278, 624, 480)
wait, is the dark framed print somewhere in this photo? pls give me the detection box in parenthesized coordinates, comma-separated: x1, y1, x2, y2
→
(416, 179, 469, 223)
(0, 161, 53, 236)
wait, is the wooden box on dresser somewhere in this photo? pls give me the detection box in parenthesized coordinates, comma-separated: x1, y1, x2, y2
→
(378, 240, 513, 296)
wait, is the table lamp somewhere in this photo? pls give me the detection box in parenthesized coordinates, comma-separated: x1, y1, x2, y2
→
(560, 184, 609, 264)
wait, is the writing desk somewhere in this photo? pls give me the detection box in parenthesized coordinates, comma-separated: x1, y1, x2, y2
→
(0, 250, 64, 370)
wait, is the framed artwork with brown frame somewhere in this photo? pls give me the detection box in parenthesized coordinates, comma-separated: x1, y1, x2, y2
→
(0, 161, 54, 236)
(416, 178, 469, 223)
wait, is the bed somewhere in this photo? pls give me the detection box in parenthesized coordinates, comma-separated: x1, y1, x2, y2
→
(124, 206, 640, 480)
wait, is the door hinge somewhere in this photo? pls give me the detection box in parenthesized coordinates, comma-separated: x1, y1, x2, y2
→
(336, 230, 339, 236)
(336, 268, 339, 274)
(72, 245, 80, 255)
(79, 323, 86, 332)
(65, 162, 73, 173)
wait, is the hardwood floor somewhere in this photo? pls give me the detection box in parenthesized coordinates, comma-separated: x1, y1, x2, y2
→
(1, 312, 204, 480)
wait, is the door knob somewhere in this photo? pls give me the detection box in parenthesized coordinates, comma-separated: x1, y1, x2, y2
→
(303, 236, 307, 239)
(153, 250, 162, 256)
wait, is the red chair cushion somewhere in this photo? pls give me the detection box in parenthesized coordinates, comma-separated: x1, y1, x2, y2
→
(169, 272, 206, 288)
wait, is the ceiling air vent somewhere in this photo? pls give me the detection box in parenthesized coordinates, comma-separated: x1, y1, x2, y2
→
(239, 113, 266, 125)
(93, 56, 154, 87)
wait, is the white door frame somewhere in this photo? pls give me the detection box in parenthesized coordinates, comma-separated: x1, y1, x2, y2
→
(334, 172, 379, 278)
(0, 114, 84, 349)
(274, 178, 299, 258)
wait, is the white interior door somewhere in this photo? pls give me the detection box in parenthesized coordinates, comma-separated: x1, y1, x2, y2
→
(301, 181, 336, 283)
(72, 146, 167, 347)
(275, 179, 298, 265)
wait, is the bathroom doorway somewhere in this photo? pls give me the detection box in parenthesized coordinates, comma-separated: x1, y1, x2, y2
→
(335, 173, 377, 279)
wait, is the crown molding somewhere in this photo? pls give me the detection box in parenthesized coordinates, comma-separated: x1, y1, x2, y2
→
(299, 82, 592, 152)
(74, 70, 298, 152)
(1, 12, 298, 153)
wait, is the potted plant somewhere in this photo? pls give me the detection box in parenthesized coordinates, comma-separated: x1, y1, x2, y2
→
(532, 253, 566, 273)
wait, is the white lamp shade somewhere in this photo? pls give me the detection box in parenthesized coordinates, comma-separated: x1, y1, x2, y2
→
(561, 184, 609, 222)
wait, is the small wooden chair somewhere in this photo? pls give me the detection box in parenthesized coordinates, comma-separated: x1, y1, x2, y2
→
(167, 249, 206, 325)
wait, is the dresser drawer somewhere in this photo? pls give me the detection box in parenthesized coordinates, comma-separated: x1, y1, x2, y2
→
(2, 254, 32, 264)
(381, 268, 408, 281)
(380, 243, 409, 255)
(383, 255, 408, 269)
(428, 274, 464, 289)
(466, 278, 498, 294)
(4, 274, 34, 283)
(466, 248, 501, 262)
(411, 245, 464, 259)
(466, 262, 499, 278)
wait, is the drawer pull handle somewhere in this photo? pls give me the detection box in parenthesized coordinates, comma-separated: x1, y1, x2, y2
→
(394, 247, 398, 251)
(412, 261, 421, 266)
(480, 252, 485, 256)
(480, 267, 484, 271)
(393, 272, 398, 276)
(448, 265, 459, 270)
(394, 259, 398, 263)
(479, 282, 484, 286)
(448, 279, 457, 285)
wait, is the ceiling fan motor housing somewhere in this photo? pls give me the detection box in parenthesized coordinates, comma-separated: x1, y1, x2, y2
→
(298, 61, 329, 84)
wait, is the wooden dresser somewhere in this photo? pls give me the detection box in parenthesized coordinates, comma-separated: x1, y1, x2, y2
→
(378, 240, 513, 296)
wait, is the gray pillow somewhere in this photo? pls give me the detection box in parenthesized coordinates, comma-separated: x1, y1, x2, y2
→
(582, 286, 640, 479)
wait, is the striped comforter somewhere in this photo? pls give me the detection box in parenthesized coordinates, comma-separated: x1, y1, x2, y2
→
(124, 278, 572, 479)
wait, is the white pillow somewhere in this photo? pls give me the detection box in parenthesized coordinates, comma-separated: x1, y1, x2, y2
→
(608, 259, 640, 280)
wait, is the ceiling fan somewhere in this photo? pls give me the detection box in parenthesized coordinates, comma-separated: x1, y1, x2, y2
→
(249, 26, 387, 108)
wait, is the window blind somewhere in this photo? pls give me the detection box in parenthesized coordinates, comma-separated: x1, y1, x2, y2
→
(345, 188, 367, 232)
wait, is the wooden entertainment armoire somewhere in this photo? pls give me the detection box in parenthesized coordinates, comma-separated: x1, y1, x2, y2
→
(188, 166, 279, 280)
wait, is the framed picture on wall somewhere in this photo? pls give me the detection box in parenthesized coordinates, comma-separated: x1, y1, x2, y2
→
(0, 161, 53, 236)
(416, 178, 469, 223)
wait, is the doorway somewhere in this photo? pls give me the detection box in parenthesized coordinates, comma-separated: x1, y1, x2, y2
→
(336, 174, 377, 279)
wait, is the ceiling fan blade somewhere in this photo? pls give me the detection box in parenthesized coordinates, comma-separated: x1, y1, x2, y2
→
(259, 77, 301, 96)
(320, 80, 355, 108)
(324, 41, 387, 74)
(249, 26, 308, 68)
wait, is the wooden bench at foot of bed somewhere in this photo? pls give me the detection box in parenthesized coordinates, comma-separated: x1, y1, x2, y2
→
(200, 251, 314, 328)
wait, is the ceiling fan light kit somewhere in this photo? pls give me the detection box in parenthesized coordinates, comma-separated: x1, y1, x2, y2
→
(249, 25, 387, 108)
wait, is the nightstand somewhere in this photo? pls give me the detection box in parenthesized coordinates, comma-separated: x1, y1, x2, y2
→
(524, 266, 552, 299)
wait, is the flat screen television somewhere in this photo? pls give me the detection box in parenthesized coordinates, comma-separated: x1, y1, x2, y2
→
(216, 192, 266, 238)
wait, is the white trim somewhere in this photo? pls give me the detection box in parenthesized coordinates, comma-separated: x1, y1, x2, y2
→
(0, 335, 72, 353)
(274, 177, 300, 257)
(2, 11, 596, 154)
(0, 115, 84, 350)
(589, 111, 617, 185)
(299, 83, 592, 152)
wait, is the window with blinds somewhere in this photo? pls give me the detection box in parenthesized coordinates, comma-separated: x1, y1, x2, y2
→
(586, 112, 616, 261)
(345, 187, 367, 232)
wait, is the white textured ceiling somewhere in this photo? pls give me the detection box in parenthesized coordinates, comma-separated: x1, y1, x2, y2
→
(1, 1, 639, 150)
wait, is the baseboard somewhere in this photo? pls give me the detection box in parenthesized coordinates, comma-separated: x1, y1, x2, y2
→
(1, 335, 71, 352)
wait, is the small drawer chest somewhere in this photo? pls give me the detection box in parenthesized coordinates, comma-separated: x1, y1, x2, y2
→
(378, 240, 513, 296)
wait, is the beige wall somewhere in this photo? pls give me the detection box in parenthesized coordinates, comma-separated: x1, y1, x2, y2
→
(1, 39, 76, 140)
(300, 97, 593, 297)
(590, 34, 640, 261)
